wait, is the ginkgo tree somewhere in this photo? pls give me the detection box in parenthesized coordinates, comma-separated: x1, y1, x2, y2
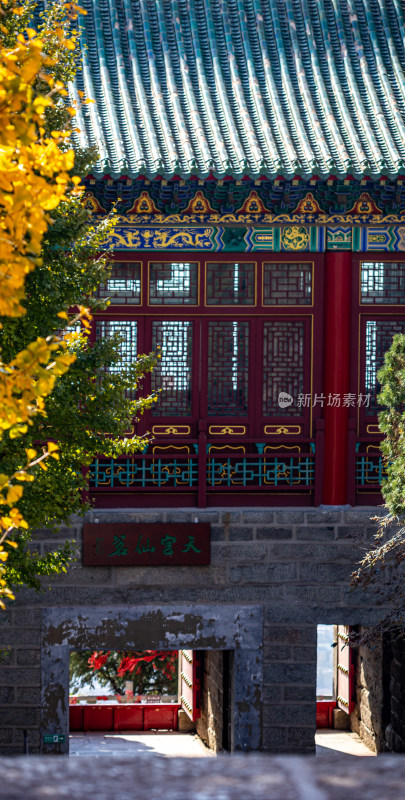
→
(0, 3, 86, 606)
(0, 1, 158, 596)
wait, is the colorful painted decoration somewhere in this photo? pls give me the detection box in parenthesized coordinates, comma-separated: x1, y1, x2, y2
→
(182, 190, 216, 215)
(81, 191, 106, 215)
(127, 191, 159, 215)
(236, 190, 270, 216)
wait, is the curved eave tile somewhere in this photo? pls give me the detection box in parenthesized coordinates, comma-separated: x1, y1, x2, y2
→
(72, 0, 405, 183)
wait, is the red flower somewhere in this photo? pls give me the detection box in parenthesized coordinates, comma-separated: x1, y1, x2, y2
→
(88, 651, 111, 670)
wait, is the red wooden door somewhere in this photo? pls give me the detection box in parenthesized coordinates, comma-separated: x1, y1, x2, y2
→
(336, 625, 355, 714)
(179, 650, 201, 722)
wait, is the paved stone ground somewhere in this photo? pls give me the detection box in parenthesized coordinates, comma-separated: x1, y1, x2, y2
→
(69, 731, 214, 758)
(1, 754, 405, 799)
(315, 730, 375, 757)
(70, 730, 376, 759)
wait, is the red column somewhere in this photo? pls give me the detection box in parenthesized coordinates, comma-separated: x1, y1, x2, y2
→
(322, 251, 352, 505)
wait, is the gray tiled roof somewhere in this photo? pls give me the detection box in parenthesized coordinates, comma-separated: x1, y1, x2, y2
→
(70, 0, 405, 180)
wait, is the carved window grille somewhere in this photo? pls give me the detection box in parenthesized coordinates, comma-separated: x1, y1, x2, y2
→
(151, 321, 193, 416)
(149, 262, 198, 305)
(263, 263, 312, 305)
(95, 320, 137, 372)
(207, 321, 249, 415)
(361, 262, 405, 304)
(206, 262, 255, 305)
(364, 319, 405, 414)
(263, 321, 305, 416)
(96, 262, 141, 304)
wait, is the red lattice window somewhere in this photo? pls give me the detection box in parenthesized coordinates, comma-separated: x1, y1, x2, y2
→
(206, 262, 255, 305)
(149, 262, 198, 305)
(361, 261, 405, 305)
(95, 320, 137, 372)
(364, 319, 405, 414)
(263, 262, 313, 305)
(93, 254, 320, 447)
(151, 321, 193, 416)
(96, 262, 141, 304)
(262, 321, 305, 417)
(207, 321, 249, 416)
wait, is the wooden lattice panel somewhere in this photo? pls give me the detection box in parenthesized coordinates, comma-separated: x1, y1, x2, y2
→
(151, 321, 193, 416)
(263, 262, 313, 305)
(207, 321, 249, 416)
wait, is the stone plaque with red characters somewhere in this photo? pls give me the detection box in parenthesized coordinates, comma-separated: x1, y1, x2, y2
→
(82, 523, 210, 566)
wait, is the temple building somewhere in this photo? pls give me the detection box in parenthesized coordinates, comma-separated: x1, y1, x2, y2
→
(1, 0, 405, 755)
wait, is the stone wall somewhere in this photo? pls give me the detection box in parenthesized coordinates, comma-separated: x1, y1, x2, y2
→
(349, 630, 405, 754)
(0, 608, 42, 754)
(350, 633, 385, 753)
(196, 650, 225, 752)
(263, 623, 317, 753)
(0, 507, 388, 755)
(384, 636, 405, 752)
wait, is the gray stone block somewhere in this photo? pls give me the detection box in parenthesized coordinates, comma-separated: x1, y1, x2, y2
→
(230, 565, 268, 584)
(211, 542, 268, 562)
(220, 511, 242, 523)
(42, 542, 80, 555)
(31, 526, 77, 540)
(263, 704, 315, 726)
(264, 626, 317, 646)
(263, 644, 292, 661)
(275, 512, 306, 525)
(228, 526, 254, 540)
(342, 509, 382, 525)
(0, 629, 40, 647)
(336, 526, 361, 539)
(262, 686, 284, 703)
(15, 688, 41, 705)
(297, 562, 351, 582)
(286, 726, 316, 749)
(0, 707, 40, 726)
(292, 646, 317, 664)
(12, 610, 42, 628)
(0, 648, 13, 665)
(191, 511, 219, 522)
(94, 512, 164, 523)
(262, 726, 287, 747)
(177, 709, 196, 732)
(305, 510, 342, 524)
(263, 663, 316, 684)
(283, 686, 316, 702)
(256, 527, 293, 540)
(284, 584, 345, 604)
(269, 542, 355, 561)
(15, 650, 40, 667)
(44, 563, 113, 586)
(0, 687, 13, 704)
(295, 526, 335, 541)
(333, 707, 350, 730)
(243, 511, 274, 523)
(265, 563, 297, 582)
(165, 513, 194, 523)
(112, 565, 227, 587)
(210, 526, 225, 541)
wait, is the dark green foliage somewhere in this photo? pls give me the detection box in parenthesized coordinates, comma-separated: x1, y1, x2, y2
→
(378, 334, 405, 518)
(351, 334, 405, 640)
